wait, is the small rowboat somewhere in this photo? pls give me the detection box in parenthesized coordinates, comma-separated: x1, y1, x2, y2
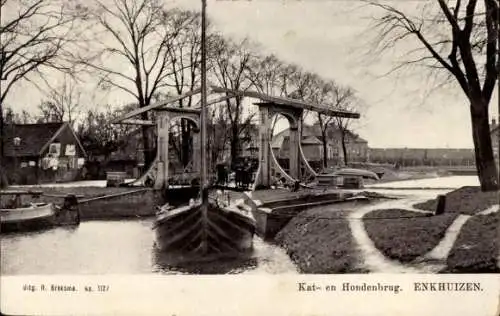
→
(1, 203, 57, 233)
(331, 168, 380, 180)
(1, 191, 81, 233)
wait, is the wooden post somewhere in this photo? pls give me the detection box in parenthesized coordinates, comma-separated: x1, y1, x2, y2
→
(434, 195, 446, 215)
(288, 126, 299, 179)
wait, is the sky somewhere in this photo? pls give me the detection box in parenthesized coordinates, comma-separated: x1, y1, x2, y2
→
(4, 0, 499, 149)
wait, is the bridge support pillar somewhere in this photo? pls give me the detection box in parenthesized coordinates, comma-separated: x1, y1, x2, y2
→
(255, 106, 271, 188)
(289, 125, 300, 180)
(155, 112, 170, 189)
(152, 109, 201, 189)
(253, 102, 303, 189)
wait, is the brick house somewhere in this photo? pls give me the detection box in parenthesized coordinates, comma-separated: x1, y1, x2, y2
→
(3, 122, 86, 184)
(272, 123, 369, 166)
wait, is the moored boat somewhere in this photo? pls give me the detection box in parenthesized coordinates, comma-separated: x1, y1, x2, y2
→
(153, 199, 255, 265)
(1, 191, 81, 233)
(331, 168, 380, 180)
(151, 0, 255, 266)
(1, 202, 57, 233)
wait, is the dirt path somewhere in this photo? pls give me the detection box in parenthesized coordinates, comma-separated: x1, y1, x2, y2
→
(348, 198, 432, 273)
(423, 215, 471, 261)
(477, 204, 499, 215)
(348, 197, 498, 273)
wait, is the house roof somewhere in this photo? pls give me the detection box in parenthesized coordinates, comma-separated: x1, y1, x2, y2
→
(307, 123, 368, 143)
(273, 124, 368, 145)
(301, 136, 323, 145)
(4, 123, 66, 157)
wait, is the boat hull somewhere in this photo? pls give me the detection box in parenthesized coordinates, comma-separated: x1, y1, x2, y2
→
(332, 168, 380, 180)
(1, 204, 57, 233)
(153, 203, 255, 266)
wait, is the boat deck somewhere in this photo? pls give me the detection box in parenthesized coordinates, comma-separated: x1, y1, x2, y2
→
(245, 187, 354, 206)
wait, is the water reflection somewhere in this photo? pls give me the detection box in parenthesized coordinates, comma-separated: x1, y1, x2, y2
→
(1, 219, 297, 275)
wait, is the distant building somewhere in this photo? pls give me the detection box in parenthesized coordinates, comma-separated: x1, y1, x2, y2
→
(368, 119, 499, 168)
(209, 123, 260, 165)
(368, 148, 476, 167)
(3, 122, 86, 184)
(272, 123, 369, 166)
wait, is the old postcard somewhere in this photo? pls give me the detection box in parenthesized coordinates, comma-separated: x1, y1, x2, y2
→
(0, 0, 499, 315)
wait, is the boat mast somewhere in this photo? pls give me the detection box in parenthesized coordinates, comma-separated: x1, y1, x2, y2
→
(200, 0, 208, 253)
(200, 0, 208, 199)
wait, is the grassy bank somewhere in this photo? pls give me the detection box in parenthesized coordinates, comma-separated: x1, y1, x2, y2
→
(444, 212, 499, 273)
(363, 209, 458, 262)
(414, 186, 499, 215)
(274, 185, 498, 273)
(274, 207, 366, 273)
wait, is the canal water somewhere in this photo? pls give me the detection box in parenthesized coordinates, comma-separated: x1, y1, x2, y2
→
(1, 219, 298, 275)
(2, 175, 477, 275)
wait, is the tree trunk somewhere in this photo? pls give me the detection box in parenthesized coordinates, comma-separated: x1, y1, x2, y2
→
(340, 130, 348, 166)
(470, 100, 499, 191)
(0, 103, 7, 188)
(321, 130, 328, 168)
(230, 125, 240, 167)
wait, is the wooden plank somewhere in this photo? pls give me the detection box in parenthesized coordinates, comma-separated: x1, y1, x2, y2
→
(211, 86, 360, 118)
(0, 190, 43, 196)
(161, 218, 202, 249)
(191, 94, 236, 110)
(113, 88, 201, 123)
(117, 119, 155, 126)
(154, 106, 200, 114)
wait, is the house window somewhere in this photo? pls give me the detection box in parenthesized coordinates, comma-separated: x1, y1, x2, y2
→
(48, 143, 61, 157)
(13, 137, 21, 146)
(65, 144, 76, 156)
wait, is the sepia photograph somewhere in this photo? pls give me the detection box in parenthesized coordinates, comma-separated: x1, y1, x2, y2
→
(0, 0, 499, 314)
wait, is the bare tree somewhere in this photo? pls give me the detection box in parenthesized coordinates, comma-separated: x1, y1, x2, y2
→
(247, 54, 300, 98)
(247, 55, 302, 136)
(330, 85, 361, 166)
(0, 0, 81, 187)
(209, 36, 256, 166)
(207, 105, 230, 167)
(365, 0, 499, 191)
(76, 0, 193, 167)
(305, 77, 337, 168)
(36, 75, 81, 124)
(164, 10, 203, 167)
(2, 106, 34, 124)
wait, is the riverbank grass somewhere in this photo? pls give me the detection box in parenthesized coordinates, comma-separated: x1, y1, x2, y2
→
(363, 209, 458, 262)
(445, 212, 499, 273)
(275, 207, 365, 273)
(413, 185, 499, 272)
(414, 186, 499, 215)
